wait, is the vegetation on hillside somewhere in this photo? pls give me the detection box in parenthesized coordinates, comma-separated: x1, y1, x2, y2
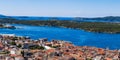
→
(0, 18, 120, 33)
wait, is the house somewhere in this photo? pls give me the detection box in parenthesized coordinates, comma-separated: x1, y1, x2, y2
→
(0, 54, 6, 60)
(1, 34, 16, 37)
(15, 56, 24, 60)
(0, 43, 4, 52)
(10, 48, 17, 57)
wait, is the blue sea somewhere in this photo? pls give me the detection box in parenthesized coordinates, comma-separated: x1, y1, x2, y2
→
(0, 24, 120, 50)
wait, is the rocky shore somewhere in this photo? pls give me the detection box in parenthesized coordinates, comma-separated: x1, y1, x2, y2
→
(0, 24, 16, 29)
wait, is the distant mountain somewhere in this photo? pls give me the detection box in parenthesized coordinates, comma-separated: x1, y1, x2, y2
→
(0, 14, 7, 18)
(0, 14, 74, 20)
(10, 16, 74, 20)
(0, 14, 120, 22)
(80, 16, 120, 21)
(0, 14, 5, 16)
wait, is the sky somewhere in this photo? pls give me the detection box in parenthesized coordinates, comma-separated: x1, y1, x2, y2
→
(0, 0, 120, 17)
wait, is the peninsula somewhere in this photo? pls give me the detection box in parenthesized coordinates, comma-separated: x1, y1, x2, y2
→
(0, 24, 16, 29)
(0, 18, 120, 33)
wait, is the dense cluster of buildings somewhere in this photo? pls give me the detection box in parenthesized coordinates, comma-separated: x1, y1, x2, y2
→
(0, 34, 120, 60)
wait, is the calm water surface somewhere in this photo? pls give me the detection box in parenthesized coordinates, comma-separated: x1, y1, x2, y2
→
(0, 24, 120, 50)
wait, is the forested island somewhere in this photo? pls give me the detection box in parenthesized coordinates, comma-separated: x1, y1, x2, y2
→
(0, 24, 16, 29)
(0, 18, 120, 33)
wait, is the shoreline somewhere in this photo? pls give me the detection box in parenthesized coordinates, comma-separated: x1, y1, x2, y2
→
(0, 33, 119, 50)
(10, 23, 120, 34)
(0, 34, 120, 60)
(0, 19, 120, 34)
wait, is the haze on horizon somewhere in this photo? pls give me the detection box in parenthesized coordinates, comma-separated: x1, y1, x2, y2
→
(0, 0, 120, 17)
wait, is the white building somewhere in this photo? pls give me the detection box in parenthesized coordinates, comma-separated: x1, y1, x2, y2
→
(10, 48, 17, 55)
(1, 34, 15, 37)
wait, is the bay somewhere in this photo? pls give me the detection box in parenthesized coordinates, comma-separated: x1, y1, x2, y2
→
(0, 24, 120, 50)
